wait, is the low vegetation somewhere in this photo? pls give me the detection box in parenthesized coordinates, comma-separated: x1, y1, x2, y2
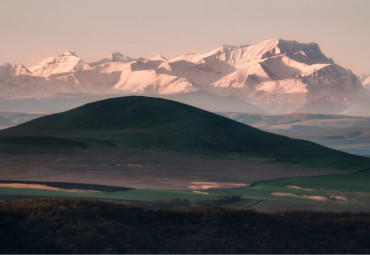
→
(0, 199, 370, 254)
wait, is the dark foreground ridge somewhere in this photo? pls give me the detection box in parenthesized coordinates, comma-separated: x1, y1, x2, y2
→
(0, 199, 369, 254)
(0, 96, 369, 169)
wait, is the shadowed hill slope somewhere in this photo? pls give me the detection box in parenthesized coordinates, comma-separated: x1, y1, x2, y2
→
(0, 96, 369, 170)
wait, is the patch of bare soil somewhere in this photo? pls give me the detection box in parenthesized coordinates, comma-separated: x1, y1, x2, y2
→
(271, 192, 328, 201)
(187, 182, 247, 190)
(287, 185, 315, 191)
(0, 183, 100, 194)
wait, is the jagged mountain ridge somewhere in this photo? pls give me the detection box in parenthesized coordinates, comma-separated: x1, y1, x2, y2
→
(0, 39, 365, 114)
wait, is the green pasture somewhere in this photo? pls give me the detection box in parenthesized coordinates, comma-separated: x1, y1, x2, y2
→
(1, 169, 369, 208)
(208, 169, 370, 206)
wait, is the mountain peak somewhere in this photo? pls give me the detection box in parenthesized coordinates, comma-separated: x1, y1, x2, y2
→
(110, 51, 123, 57)
(0, 63, 32, 76)
(272, 39, 333, 64)
(29, 51, 90, 77)
(62, 51, 78, 57)
(109, 52, 133, 62)
(87, 52, 133, 67)
(150, 54, 168, 61)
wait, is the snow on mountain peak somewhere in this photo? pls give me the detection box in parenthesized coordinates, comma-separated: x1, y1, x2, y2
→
(29, 51, 90, 77)
(170, 39, 281, 66)
(0, 63, 32, 76)
(176, 39, 332, 68)
(150, 54, 168, 61)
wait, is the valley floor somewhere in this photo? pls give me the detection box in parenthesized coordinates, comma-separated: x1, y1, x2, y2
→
(0, 152, 341, 190)
(0, 152, 369, 211)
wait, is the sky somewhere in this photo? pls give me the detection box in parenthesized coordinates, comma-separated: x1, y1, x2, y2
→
(0, 0, 369, 75)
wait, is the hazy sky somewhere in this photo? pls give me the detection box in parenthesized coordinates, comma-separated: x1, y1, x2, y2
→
(1, 0, 369, 74)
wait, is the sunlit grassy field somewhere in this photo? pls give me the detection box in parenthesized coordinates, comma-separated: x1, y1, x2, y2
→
(1, 169, 369, 209)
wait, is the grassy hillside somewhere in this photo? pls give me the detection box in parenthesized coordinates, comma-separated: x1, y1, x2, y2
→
(0, 96, 369, 169)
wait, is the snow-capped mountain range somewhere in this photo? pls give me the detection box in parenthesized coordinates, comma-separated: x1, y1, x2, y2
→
(0, 39, 368, 114)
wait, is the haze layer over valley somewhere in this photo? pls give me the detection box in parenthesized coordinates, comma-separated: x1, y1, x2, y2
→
(222, 112, 370, 157)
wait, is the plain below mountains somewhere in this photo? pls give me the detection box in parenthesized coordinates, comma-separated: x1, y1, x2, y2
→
(0, 112, 44, 129)
(222, 112, 370, 157)
(0, 96, 369, 171)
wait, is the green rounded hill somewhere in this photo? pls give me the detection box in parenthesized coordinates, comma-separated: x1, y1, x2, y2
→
(0, 96, 368, 170)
